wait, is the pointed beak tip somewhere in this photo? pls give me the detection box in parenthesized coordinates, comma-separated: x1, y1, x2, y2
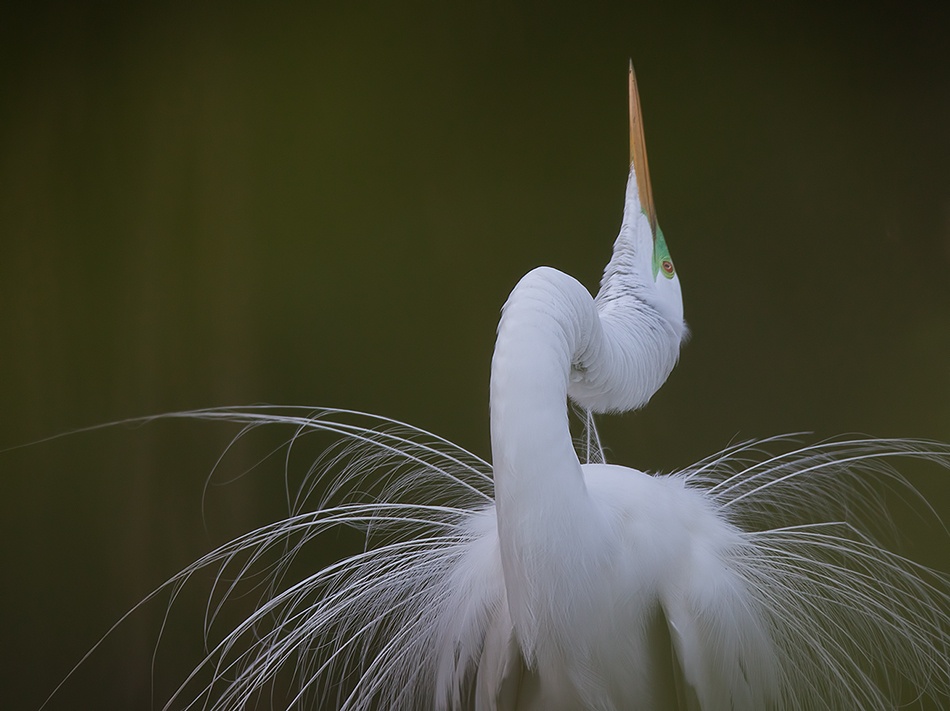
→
(627, 62, 656, 233)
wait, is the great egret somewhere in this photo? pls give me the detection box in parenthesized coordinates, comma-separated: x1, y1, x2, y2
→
(46, 64, 950, 710)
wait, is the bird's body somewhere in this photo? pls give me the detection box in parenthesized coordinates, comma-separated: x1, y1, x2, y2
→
(43, 65, 950, 711)
(458, 462, 769, 711)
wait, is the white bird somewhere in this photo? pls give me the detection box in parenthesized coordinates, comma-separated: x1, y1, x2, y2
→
(47, 64, 950, 710)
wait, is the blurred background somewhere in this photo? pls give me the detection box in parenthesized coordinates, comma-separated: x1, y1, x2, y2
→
(1, 1, 948, 708)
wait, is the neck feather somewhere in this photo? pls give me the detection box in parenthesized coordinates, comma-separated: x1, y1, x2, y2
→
(489, 265, 678, 648)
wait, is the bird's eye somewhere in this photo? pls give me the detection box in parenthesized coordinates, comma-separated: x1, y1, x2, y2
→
(661, 260, 675, 278)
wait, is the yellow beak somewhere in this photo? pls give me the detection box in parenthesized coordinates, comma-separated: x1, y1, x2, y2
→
(629, 60, 657, 235)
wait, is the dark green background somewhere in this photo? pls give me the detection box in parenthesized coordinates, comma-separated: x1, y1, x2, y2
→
(2, 2, 948, 708)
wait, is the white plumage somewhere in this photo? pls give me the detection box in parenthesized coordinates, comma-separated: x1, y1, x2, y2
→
(46, 65, 950, 711)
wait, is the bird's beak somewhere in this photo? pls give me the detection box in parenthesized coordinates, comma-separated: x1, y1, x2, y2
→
(628, 60, 657, 237)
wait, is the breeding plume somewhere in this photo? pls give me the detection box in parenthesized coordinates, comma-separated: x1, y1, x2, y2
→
(48, 65, 950, 710)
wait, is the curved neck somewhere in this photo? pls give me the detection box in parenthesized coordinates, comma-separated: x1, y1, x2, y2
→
(489, 262, 680, 650)
(490, 259, 680, 509)
(489, 267, 597, 651)
(489, 263, 677, 649)
(490, 267, 594, 521)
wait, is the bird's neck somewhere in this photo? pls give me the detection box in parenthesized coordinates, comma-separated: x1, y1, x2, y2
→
(489, 258, 680, 517)
(490, 267, 595, 524)
(490, 266, 600, 652)
(489, 263, 679, 650)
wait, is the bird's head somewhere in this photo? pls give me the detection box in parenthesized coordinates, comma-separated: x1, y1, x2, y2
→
(573, 64, 686, 414)
(596, 63, 685, 342)
(611, 164, 685, 339)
